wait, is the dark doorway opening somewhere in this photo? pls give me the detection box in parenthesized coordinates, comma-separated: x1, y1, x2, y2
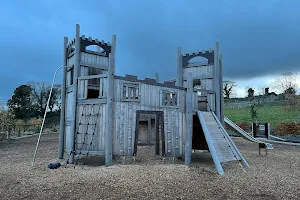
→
(133, 110, 165, 156)
(192, 115, 209, 151)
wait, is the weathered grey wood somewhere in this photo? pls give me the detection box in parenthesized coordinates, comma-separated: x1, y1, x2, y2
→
(193, 89, 215, 93)
(77, 98, 107, 105)
(58, 37, 68, 159)
(80, 62, 108, 70)
(214, 42, 221, 121)
(105, 52, 114, 166)
(219, 54, 224, 126)
(111, 35, 116, 75)
(202, 111, 240, 162)
(69, 24, 80, 164)
(75, 150, 105, 155)
(155, 72, 159, 82)
(176, 47, 183, 87)
(185, 73, 193, 166)
(77, 74, 108, 80)
(147, 115, 151, 145)
(184, 74, 214, 80)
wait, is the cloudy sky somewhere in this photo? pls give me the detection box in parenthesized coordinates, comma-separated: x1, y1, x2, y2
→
(0, 0, 300, 103)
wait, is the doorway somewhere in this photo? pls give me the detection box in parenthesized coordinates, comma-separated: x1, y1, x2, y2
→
(133, 110, 165, 157)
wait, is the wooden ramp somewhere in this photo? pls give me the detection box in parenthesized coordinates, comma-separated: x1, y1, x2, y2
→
(197, 111, 249, 174)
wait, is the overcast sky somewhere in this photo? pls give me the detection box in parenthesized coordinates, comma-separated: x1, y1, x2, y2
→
(0, 0, 300, 103)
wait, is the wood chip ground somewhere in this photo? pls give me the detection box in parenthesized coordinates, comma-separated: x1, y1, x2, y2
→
(1, 133, 300, 199)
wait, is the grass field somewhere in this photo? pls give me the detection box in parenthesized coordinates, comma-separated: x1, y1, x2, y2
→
(224, 105, 297, 128)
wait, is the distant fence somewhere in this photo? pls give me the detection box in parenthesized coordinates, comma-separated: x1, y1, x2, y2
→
(225, 101, 284, 109)
(225, 100, 300, 109)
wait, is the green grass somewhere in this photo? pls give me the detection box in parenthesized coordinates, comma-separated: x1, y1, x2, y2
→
(224, 105, 296, 128)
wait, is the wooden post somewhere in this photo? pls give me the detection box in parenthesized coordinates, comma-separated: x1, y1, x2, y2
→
(111, 35, 116, 75)
(252, 123, 257, 138)
(155, 72, 159, 82)
(185, 73, 193, 166)
(265, 123, 270, 139)
(69, 24, 80, 164)
(219, 53, 224, 126)
(155, 114, 159, 155)
(214, 42, 221, 121)
(176, 47, 183, 87)
(105, 34, 116, 166)
(58, 37, 68, 159)
(147, 116, 151, 145)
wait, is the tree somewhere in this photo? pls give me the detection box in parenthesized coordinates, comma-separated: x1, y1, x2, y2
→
(28, 82, 60, 116)
(47, 87, 60, 112)
(7, 85, 35, 119)
(0, 103, 15, 139)
(274, 72, 298, 94)
(272, 72, 300, 122)
(223, 81, 236, 99)
(250, 104, 259, 123)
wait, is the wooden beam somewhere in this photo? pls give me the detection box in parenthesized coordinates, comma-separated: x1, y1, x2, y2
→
(80, 62, 108, 70)
(176, 47, 183, 87)
(111, 35, 116, 75)
(183, 75, 214, 81)
(105, 52, 115, 166)
(219, 53, 224, 125)
(185, 73, 193, 166)
(214, 42, 221, 121)
(77, 98, 107, 105)
(155, 72, 159, 82)
(58, 37, 68, 159)
(69, 24, 80, 164)
(77, 74, 108, 80)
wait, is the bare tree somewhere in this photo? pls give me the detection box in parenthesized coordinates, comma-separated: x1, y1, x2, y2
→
(0, 103, 15, 139)
(223, 81, 236, 99)
(28, 82, 60, 116)
(273, 72, 298, 94)
(272, 72, 300, 122)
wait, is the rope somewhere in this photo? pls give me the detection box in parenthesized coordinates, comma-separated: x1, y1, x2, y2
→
(84, 105, 101, 162)
(63, 104, 101, 167)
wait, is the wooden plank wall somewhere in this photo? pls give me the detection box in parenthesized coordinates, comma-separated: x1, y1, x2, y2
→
(81, 52, 109, 67)
(183, 64, 215, 112)
(113, 79, 186, 157)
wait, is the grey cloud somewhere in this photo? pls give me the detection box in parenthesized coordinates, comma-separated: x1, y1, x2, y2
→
(1, 0, 300, 103)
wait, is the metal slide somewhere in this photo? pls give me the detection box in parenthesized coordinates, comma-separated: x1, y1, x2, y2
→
(197, 111, 250, 175)
(224, 116, 273, 150)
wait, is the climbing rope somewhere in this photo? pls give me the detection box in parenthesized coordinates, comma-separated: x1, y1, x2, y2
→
(65, 104, 100, 168)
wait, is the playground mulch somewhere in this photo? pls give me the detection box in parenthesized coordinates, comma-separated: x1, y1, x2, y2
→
(0, 133, 300, 200)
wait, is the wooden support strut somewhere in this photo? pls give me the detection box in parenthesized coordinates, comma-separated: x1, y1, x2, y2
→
(69, 24, 81, 164)
(185, 73, 193, 166)
(214, 42, 221, 121)
(58, 37, 68, 159)
(176, 47, 183, 87)
(105, 52, 114, 167)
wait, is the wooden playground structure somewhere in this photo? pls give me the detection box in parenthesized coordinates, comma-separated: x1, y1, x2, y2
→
(58, 24, 262, 175)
